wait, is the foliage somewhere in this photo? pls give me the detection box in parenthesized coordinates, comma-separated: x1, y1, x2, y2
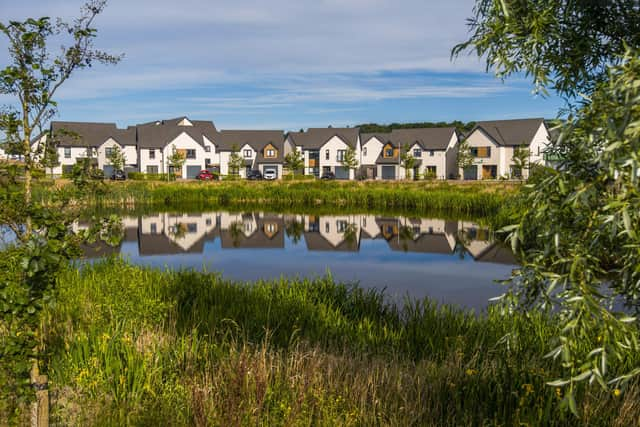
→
(400, 146, 417, 179)
(228, 144, 243, 177)
(284, 149, 304, 176)
(30, 258, 640, 425)
(452, 0, 640, 98)
(456, 139, 474, 175)
(167, 147, 186, 179)
(502, 52, 640, 412)
(511, 146, 529, 179)
(357, 120, 476, 134)
(339, 147, 358, 175)
(40, 137, 59, 178)
(106, 145, 126, 172)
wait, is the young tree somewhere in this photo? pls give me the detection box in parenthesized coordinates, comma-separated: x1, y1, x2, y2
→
(41, 138, 60, 178)
(455, 0, 640, 410)
(0, 2, 121, 420)
(284, 149, 304, 177)
(340, 147, 358, 179)
(106, 145, 126, 172)
(455, 139, 474, 179)
(228, 144, 243, 178)
(510, 146, 529, 180)
(167, 147, 186, 180)
(0, 0, 121, 225)
(400, 146, 417, 180)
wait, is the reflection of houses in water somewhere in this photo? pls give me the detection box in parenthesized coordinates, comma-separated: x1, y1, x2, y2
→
(137, 212, 218, 255)
(457, 221, 517, 265)
(303, 214, 361, 251)
(375, 217, 458, 254)
(219, 212, 285, 249)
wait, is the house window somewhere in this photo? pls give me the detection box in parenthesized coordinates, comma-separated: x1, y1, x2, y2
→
(325, 222, 330, 233)
(146, 165, 158, 174)
(149, 149, 156, 160)
(265, 223, 277, 234)
(429, 150, 435, 157)
(105, 147, 113, 157)
(471, 147, 491, 158)
(337, 220, 348, 233)
(85, 147, 93, 157)
(206, 218, 212, 226)
(150, 223, 157, 234)
(205, 158, 212, 167)
(186, 149, 196, 159)
(337, 150, 346, 161)
(187, 223, 197, 233)
(64, 147, 71, 159)
(325, 150, 330, 160)
(266, 149, 276, 158)
(205, 146, 211, 153)
(385, 148, 393, 157)
(413, 148, 422, 157)
(244, 149, 252, 158)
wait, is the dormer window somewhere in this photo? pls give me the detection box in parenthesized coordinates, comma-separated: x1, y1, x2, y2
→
(243, 149, 252, 158)
(266, 149, 276, 158)
(384, 146, 393, 157)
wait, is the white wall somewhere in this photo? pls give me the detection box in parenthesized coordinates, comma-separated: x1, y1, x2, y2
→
(319, 136, 359, 180)
(462, 129, 501, 179)
(360, 137, 383, 166)
(162, 132, 207, 178)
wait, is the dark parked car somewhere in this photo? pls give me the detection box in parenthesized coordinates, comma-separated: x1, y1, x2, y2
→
(320, 171, 336, 180)
(196, 170, 217, 181)
(247, 170, 263, 180)
(110, 170, 126, 180)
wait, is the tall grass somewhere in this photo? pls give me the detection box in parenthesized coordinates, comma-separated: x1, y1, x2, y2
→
(34, 258, 640, 426)
(36, 180, 518, 218)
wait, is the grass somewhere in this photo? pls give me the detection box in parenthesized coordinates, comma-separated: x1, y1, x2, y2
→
(27, 258, 640, 426)
(35, 180, 519, 218)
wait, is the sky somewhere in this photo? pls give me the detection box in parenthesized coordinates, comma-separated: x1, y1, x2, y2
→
(0, 0, 564, 131)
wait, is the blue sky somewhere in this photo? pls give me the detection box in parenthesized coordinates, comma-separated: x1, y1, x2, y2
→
(1, 0, 564, 131)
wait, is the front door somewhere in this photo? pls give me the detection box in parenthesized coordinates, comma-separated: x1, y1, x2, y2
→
(482, 165, 497, 179)
(463, 165, 477, 180)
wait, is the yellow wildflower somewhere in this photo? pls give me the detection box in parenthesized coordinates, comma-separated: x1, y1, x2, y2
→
(522, 383, 534, 395)
(465, 369, 477, 376)
(613, 388, 621, 397)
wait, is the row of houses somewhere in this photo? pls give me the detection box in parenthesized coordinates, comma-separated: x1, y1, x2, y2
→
(77, 212, 515, 264)
(2, 116, 552, 180)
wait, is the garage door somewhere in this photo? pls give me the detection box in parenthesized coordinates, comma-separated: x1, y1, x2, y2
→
(263, 165, 278, 178)
(463, 165, 478, 180)
(381, 165, 396, 180)
(334, 166, 349, 180)
(103, 165, 115, 178)
(186, 165, 201, 179)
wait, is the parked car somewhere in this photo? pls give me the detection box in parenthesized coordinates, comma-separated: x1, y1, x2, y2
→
(320, 171, 335, 180)
(263, 169, 277, 180)
(110, 169, 126, 180)
(196, 170, 217, 181)
(247, 170, 263, 180)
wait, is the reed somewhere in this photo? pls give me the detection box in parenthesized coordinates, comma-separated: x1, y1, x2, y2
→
(32, 258, 640, 426)
(36, 180, 517, 218)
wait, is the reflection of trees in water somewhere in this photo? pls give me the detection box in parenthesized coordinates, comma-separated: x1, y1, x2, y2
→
(343, 223, 358, 249)
(169, 222, 187, 240)
(229, 222, 242, 248)
(454, 230, 472, 260)
(285, 219, 304, 244)
(398, 225, 414, 252)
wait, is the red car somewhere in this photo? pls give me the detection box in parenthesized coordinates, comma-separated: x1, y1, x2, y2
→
(196, 170, 217, 181)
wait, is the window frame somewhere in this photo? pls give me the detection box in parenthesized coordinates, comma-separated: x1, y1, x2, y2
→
(149, 149, 156, 160)
(186, 149, 196, 159)
(64, 147, 71, 159)
(243, 149, 253, 158)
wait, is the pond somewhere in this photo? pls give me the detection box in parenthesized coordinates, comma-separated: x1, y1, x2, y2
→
(77, 210, 516, 310)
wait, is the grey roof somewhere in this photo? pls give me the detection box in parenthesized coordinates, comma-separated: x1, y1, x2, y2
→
(136, 117, 218, 149)
(219, 216, 285, 249)
(473, 242, 517, 265)
(361, 133, 391, 144)
(469, 118, 545, 146)
(303, 232, 360, 252)
(389, 128, 456, 150)
(137, 231, 213, 255)
(50, 121, 136, 147)
(287, 127, 360, 149)
(217, 130, 284, 157)
(388, 233, 453, 254)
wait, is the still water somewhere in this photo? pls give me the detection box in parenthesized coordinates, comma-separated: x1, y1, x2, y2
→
(78, 211, 517, 310)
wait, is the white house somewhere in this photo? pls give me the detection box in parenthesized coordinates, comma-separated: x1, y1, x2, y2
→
(216, 130, 285, 178)
(285, 127, 361, 179)
(360, 128, 459, 180)
(136, 117, 218, 178)
(461, 118, 550, 180)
